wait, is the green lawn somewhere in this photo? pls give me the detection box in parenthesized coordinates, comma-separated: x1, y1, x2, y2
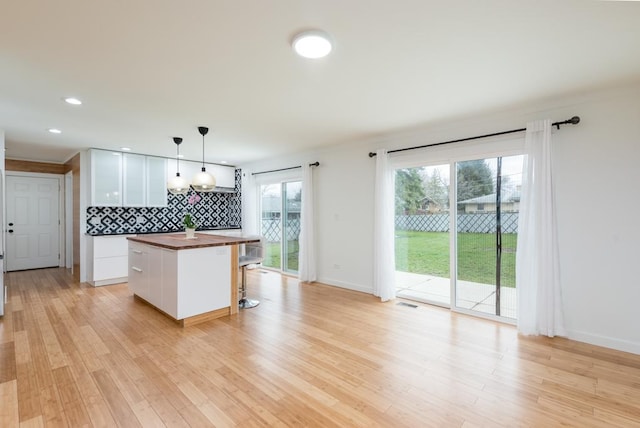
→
(262, 231, 516, 286)
(264, 240, 299, 272)
(395, 230, 517, 287)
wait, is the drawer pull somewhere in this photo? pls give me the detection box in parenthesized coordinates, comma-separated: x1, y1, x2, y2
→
(131, 267, 143, 272)
(132, 250, 142, 254)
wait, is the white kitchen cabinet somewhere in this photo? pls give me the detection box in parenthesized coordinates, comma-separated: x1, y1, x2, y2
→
(167, 159, 236, 192)
(127, 240, 231, 321)
(146, 156, 167, 206)
(123, 153, 146, 206)
(88, 235, 135, 286)
(90, 149, 122, 206)
(209, 164, 236, 189)
(128, 241, 149, 298)
(90, 149, 167, 207)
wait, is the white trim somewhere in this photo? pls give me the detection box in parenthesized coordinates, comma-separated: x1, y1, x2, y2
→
(6, 171, 65, 268)
(567, 330, 640, 355)
(316, 277, 372, 294)
(65, 171, 73, 269)
(451, 306, 517, 326)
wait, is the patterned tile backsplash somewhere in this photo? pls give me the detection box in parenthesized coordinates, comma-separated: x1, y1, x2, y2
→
(86, 169, 242, 235)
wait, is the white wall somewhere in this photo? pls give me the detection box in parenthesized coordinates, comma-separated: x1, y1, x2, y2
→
(241, 81, 640, 354)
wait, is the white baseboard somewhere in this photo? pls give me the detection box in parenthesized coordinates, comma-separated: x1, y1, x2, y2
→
(567, 329, 640, 355)
(90, 277, 128, 287)
(316, 277, 372, 295)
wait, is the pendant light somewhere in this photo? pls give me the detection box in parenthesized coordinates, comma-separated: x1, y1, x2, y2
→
(191, 126, 216, 192)
(167, 137, 190, 195)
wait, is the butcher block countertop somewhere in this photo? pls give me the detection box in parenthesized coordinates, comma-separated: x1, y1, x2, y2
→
(127, 233, 260, 250)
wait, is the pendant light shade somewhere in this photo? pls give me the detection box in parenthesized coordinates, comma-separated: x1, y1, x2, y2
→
(167, 137, 190, 195)
(191, 126, 216, 192)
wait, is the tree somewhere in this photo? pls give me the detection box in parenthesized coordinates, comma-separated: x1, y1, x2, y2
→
(457, 159, 494, 203)
(395, 168, 426, 214)
(424, 169, 449, 210)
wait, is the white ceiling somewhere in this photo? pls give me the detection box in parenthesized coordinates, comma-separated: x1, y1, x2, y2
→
(1, 1, 639, 165)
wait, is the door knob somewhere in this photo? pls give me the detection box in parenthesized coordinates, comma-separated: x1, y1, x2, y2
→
(8, 222, 13, 226)
(8, 229, 14, 233)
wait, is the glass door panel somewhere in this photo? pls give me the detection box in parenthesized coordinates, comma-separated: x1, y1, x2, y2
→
(260, 184, 282, 269)
(259, 180, 302, 274)
(283, 181, 302, 273)
(455, 156, 522, 319)
(395, 164, 451, 306)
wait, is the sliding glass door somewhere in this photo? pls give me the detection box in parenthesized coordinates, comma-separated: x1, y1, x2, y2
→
(455, 156, 522, 319)
(260, 180, 302, 274)
(394, 154, 523, 321)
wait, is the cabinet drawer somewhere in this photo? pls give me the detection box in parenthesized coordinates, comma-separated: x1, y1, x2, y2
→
(95, 235, 133, 258)
(94, 256, 129, 281)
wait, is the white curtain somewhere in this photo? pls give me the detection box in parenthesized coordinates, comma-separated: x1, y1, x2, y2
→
(373, 149, 396, 301)
(241, 171, 259, 236)
(516, 119, 566, 337)
(298, 164, 316, 282)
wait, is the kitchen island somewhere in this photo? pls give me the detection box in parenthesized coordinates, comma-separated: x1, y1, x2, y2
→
(127, 233, 260, 326)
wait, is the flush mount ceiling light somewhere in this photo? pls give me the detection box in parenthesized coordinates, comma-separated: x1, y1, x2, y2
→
(167, 137, 190, 195)
(63, 97, 82, 105)
(292, 30, 333, 59)
(191, 126, 216, 192)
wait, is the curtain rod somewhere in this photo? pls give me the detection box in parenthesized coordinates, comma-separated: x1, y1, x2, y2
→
(368, 116, 580, 158)
(251, 161, 320, 176)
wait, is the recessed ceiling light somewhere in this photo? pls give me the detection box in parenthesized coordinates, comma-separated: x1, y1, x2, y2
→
(48, 128, 62, 134)
(177, 154, 184, 158)
(121, 147, 131, 151)
(292, 30, 333, 59)
(220, 160, 228, 164)
(63, 97, 82, 105)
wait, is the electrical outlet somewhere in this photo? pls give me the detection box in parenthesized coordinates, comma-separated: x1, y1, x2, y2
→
(90, 217, 102, 226)
(136, 216, 145, 224)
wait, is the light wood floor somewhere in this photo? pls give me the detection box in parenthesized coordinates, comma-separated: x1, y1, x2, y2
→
(1, 268, 640, 427)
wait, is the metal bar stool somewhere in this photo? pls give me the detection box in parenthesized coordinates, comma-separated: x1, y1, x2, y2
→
(238, 238, 263, 309)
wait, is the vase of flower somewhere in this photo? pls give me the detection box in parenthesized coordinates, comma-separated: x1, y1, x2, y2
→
(183, 193, 201, 239)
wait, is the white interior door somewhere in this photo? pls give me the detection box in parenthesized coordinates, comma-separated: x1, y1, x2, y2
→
(6, 175, 60, 271)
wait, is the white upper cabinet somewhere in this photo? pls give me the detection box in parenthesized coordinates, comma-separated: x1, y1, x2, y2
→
(146, 156, 168, 207)
(91, 150, 168, 207)
(210, 164, 236, 189)
(167, 159, 236, 192)
(123, 153, 145, 206)
(91, 149, 123, 206)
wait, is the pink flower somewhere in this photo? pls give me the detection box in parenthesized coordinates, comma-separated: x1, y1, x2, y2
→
(188, 194, 201, 205)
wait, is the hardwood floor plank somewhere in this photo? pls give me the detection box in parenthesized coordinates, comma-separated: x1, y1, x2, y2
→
(0, 379, 20, 427)
(2, 267, 640, 426)
(91, 369, 141, 427)
(15, 362, 41, 422)
(37, 385, 67, 426)
(0, 341, 17, 383)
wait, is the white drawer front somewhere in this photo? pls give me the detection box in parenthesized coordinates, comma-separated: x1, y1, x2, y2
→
(94, 256, 129, 281)
(94, 235, 134, 258)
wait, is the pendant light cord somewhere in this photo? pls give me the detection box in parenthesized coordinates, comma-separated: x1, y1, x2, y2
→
(177, 143, 181, 175)
(173, 137, 183, 176)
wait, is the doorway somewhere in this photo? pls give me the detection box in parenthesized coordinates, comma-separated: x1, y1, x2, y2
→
(259, 181, 302, 274)
(394, 154, 523, 322)
(6, 174, 62, 271)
